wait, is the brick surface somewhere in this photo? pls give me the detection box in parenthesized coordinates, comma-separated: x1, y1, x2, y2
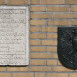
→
(48, 20, 70, 26)
(30, 40, 40, 45)
(65, 0, 77, 4)
(71, 20, 77, 25)
(35, 73, 45, 77)
(47, 60, 57, 65)
(7, 0, 28, 5)
(30, 60, 46, 65)
(0, 67, 6, 71)
(30, 66, 51, 72)
(30, 20, 46, 25)
(0, 0, 5, 4)
(31, 0, 40, 4)
(0, 73, 11, 77)
(30, 33, 46, 39)
(25, 0, 29, 4)
(47, 47, 57, 52)
(71, 6, 77, 12)
(69, 73, 77, 77)
(54, 13, 77, 19)
(42, 27, 58, 32)
(51, 53, 58, 59)
(42, 40, 57, 45)
(58, 60, 62, 65)
(30, 6, 46, 12)
(13, 73, 34, 77)
(30, 27, 40, 32)
(42, 0, 64, 5)
(0, 0, 76, 76)
(47, 73, 68, 77)
(53, 66, 72, 72)
(30, 47, 46, 52)
(47, 6, 69, 12)
(47, 33, 57, 39)
(7, 67, 28, 71)
(31, 13, 52, 19)
(30, 53, 51, 58)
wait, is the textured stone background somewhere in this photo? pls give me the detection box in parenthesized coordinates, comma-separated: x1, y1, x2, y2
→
(0, 0, 77, 77)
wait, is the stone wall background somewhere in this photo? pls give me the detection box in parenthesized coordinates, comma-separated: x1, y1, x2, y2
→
(0, 0, 77, 77)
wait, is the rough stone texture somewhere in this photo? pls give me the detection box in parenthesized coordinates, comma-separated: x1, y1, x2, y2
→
(0, 6, 29, 65)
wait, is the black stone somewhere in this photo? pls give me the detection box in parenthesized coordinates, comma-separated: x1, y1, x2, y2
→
(58, 27, 77, 70)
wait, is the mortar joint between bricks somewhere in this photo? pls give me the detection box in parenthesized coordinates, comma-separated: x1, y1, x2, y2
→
(31, 5, 70, 6)
(52, 13, 54, 19)
(40, 0, 42, 5)
(57, 59, 58, 66)
(51, 66, 53, 72)
(69, 5, 71, 12)
(64, 0, 66, 4)
(45, 72, 47, 77)
(11, 72, 12, 77)
(70, 20, 72, 27)
(34, 72, 35, 77)
(31, 11, 77, 13)
(68, 72, 69, 77)
(6, 66, 7, 71)
(5, 0, 7, 5)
